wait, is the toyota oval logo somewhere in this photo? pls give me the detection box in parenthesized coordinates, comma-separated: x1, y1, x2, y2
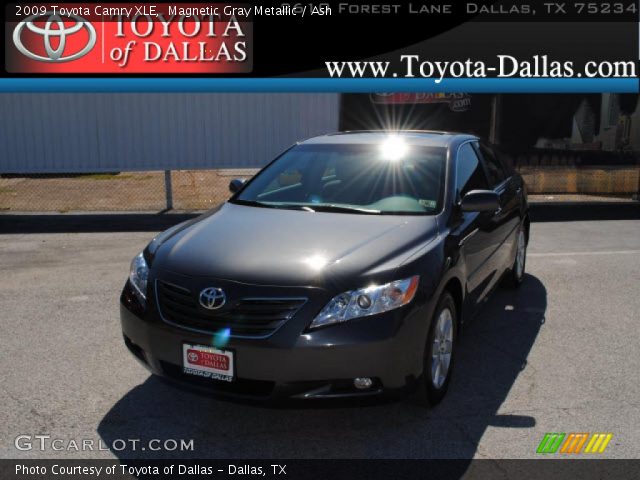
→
(13, 12, 96, 62)
(187, 352, 199, 363)
(199, 288, 226, 310)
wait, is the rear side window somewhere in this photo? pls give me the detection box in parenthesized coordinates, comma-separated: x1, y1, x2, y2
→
(476, 143, 507, 187)
(456, 143, 489, 200)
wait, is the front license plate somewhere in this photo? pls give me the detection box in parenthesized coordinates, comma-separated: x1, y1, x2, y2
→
(182, 344, 234, 382)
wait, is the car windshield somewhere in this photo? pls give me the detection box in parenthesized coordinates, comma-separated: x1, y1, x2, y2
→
(232, 140, 447, 215)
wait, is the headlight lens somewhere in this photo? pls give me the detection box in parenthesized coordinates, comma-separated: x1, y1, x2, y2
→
(129, 252, 149, 302)
(309, 275, 419, 329)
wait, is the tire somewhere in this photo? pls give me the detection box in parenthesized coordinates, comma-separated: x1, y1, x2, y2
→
(416, 292, 457, 406)
(504, 224, 527, 288)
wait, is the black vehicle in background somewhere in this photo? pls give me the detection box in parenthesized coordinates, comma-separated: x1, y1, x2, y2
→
(121, 131, 529, 405)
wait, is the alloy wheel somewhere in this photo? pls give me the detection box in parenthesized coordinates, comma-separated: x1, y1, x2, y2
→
(431, 307, 454, 389)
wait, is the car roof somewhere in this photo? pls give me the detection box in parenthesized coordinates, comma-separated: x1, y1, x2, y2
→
(299, 130, 479, 149)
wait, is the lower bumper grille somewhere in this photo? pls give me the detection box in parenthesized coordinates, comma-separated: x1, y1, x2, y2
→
(160, 361, 275, 398)
(156, 280, 306, 337)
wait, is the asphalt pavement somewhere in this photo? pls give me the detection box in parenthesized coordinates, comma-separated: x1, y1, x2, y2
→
(0, 211, 638, 460)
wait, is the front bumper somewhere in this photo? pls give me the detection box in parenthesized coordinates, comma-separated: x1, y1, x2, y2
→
(120, 283, 435, 401)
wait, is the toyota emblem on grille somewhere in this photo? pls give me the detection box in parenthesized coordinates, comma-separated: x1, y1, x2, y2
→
(199, 287, 226, 310)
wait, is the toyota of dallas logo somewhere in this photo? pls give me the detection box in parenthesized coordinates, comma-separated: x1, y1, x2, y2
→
(12, 12, 96, 62)
(7, 5, 252, 73)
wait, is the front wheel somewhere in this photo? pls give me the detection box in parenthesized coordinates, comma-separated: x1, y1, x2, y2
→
(505, 225, 527, 288)
(417, 292, 457, 406)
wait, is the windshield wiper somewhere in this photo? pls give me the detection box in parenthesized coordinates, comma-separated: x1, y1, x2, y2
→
(308, 204, 381, 215)
(232, 199, 316, 211)
(233, 199, 380, 214)
(231, 199, 278, 209)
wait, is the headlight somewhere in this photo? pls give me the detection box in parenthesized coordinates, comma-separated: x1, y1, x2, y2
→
(309, 275, 419, 329)
(129, 252, 149, 303)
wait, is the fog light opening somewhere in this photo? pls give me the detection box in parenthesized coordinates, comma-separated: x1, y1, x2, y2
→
(354, 377, 373, 390)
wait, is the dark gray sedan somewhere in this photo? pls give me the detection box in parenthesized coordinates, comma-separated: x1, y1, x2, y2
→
(121, 131, 529, 405)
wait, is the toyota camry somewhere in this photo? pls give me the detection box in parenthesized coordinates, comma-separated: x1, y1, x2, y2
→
(120, 131, 529, 405)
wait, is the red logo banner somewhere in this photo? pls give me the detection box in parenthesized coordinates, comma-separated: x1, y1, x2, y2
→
(6, 3, 253, 73)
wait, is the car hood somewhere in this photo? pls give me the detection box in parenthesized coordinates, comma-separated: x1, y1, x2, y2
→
(151, 203, 439, 288)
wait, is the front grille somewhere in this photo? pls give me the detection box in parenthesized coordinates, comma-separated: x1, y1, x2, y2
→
(156, 280, 306, 337)
(160, 361, 275, 398)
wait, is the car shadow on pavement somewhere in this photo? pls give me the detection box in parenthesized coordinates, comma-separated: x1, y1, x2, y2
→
(1, 202, 638, 234)
(97, 274, 546, 471)
(529, 202, 640, 222)
(0, 213, 198, 234)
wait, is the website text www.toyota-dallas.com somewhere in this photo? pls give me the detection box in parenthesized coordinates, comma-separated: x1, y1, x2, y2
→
(325, 55, 637, 82)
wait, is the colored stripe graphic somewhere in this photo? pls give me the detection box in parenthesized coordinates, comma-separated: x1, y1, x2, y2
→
(560, 433, 589, 454)
(539, 433, 614, 454)
(537, 433, 566, 454)
(584, 433, 613, 453)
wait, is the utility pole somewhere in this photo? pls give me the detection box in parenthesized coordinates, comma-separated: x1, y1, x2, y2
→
(164, 170, 173, 211)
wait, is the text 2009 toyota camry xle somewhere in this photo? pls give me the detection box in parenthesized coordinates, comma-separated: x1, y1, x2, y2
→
(121, 131, 529, 405)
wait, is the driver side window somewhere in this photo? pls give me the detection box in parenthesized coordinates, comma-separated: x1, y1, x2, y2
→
(475, 142, 507, 187)
(456, 143, 489, 201)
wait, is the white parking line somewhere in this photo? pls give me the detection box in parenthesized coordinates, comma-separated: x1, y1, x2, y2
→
(529, 250, 640, 257)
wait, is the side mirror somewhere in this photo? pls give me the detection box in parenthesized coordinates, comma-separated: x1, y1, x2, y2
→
(460, 190, 500, 212)
(229, 178, 247, 194)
